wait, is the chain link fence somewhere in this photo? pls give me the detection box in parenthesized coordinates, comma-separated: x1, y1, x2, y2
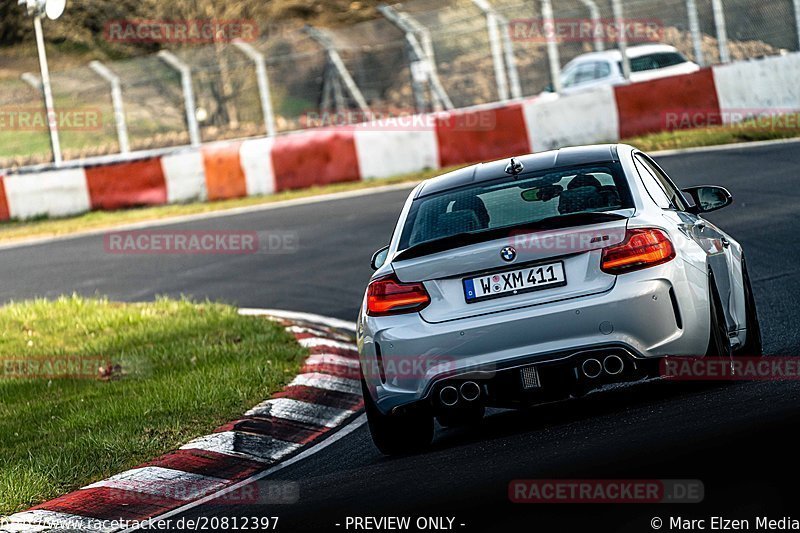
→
(1, 0, 798, 168)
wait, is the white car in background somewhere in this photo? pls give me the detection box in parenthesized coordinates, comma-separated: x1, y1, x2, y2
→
(547, 44, 700, 96)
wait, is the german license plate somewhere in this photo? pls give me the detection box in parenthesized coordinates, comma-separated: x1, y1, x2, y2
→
(463, 261, 567, 303)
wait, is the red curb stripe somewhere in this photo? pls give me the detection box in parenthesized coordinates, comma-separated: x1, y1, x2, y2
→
(300, 362, 360, 380)
(0, 177, 9, 221)
(33, 487, 183, 521)
(216, 416, 328, 445)
(85, 158, 167, 210)
(307, 345, 359, 358)
(141, 449, 264, 482)
(275, 385, 363, 410)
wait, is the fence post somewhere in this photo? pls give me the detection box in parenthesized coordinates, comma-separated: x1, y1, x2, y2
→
(579, 0, 604, 52)
(498, 16, 523, 99)
(711, 0, 731, 63)
(157, 50, 201, 147)
(795, 0, 800, 51)
(612, 0, 631, 79)
(89, 60, 130, 154)
(304, 26, 371, 115)
(378, 4, 454, 112)
(472, 0, 509, 101)
(541, 0, 563, 93)
(686, 0, 705, 66)
(232, 40, 277, 137)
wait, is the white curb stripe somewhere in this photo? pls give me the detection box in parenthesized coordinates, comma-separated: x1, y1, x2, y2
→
(238, 309, 357, 332)
(245, 398, 355, 428)
(297, 337, 357, 352)
(82, 467, 228, 501)
(305, 353, 361, 369)
(289, 373, 361, 395)
(286, 325, 353, 342)
(1, 510, 118, 533)
(180, 431, 301, 463)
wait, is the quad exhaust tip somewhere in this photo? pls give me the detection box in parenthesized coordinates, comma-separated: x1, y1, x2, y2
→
(460, 381, 481, 402)
(581, 358, 603, 379)
(439, 385, 459, 407)
(603, 355, 625, 375)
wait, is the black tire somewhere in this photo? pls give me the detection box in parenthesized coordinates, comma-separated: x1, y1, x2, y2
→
(734, 259, 763, 357)
(362, 379, 433, 456)
(437, 405, 485, 428)
(706, 277, 732, 360)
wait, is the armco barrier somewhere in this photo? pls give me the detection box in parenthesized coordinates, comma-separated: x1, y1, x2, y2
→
(523, 86, 619, 152)
(161, 149, 207, 203)
(0, 176, 10, 221)
(4, 167, 91, 220)
(614, 68, 720, 138)
(271, 129, 360, 191)
(435, 103, 530, 168)
(85, 158, 167, 210)
(713, 54, 800, 121)
(201, 142, 248, 201)
(0, 53, 797, 222)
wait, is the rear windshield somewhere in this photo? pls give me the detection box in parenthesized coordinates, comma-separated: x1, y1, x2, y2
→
(624, 52, 688, 73)
(399, 163, 633, 250)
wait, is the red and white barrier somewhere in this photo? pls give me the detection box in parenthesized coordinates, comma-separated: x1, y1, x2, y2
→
(2, 167, 90, 220)
(0, 53, 797, 222)
(523, 86, 619, 152)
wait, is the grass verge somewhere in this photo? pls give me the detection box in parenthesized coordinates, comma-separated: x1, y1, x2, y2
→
(1, 122, 798, 245)
(0, 296, 307, 516)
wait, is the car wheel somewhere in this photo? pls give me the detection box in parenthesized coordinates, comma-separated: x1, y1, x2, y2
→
(706, 276, 732, 360)
(362, 379, 434, 456)
(734, 258, 763, 358)
(437, 405, 485, 428)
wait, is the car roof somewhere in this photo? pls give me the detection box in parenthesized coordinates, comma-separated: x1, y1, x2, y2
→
(416, 144, 623, 198)
(565, 44, 681, 65)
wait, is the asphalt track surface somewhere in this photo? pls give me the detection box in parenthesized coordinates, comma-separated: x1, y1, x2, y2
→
(2, 141, 800, 532)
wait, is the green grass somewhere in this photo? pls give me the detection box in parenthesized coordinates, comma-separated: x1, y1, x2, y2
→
(0, 296, 308, 515)
(624, 116, 800, 152)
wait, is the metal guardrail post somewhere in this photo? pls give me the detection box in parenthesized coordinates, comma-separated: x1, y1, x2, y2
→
(579, 0, 604, 52)
(472, 0, 510, 101)
(795, 0, 800, 52)
(686, 0, 705, 66)
(498, 15, 523, 99)
(378, 4, 454, 112)
(304, 26, 371, 115)
(541, 0, 563, 93)
(33, 14, 62, 166)
(612, 0, 631, 80)
(157, 50, 201, 147)
(89, 60, 130, 154)
(232, 40, 277, 137)
(711, 0, 731, 63)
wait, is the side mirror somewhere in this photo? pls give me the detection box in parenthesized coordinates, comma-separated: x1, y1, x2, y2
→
(681, 186, 733, 214)
(370, 246, 390, 271)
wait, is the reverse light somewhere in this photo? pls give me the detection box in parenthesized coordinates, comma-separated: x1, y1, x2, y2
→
(601, 228, 676, 274)
(367, 274, 431, 316)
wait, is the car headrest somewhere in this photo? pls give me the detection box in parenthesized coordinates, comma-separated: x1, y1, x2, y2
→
(568, 173, 603, 190)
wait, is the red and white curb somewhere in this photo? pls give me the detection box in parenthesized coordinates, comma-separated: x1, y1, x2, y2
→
(0, 310, 363, 533)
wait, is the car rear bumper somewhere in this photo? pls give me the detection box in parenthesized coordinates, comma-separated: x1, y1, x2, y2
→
(358, 263, 709, 414)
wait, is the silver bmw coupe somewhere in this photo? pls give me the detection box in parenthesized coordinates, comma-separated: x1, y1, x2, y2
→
(358, 144, 761, 455)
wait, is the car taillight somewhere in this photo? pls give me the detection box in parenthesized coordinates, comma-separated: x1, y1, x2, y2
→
(367, 274, 431, 316)
(601, 228, 676, 274)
